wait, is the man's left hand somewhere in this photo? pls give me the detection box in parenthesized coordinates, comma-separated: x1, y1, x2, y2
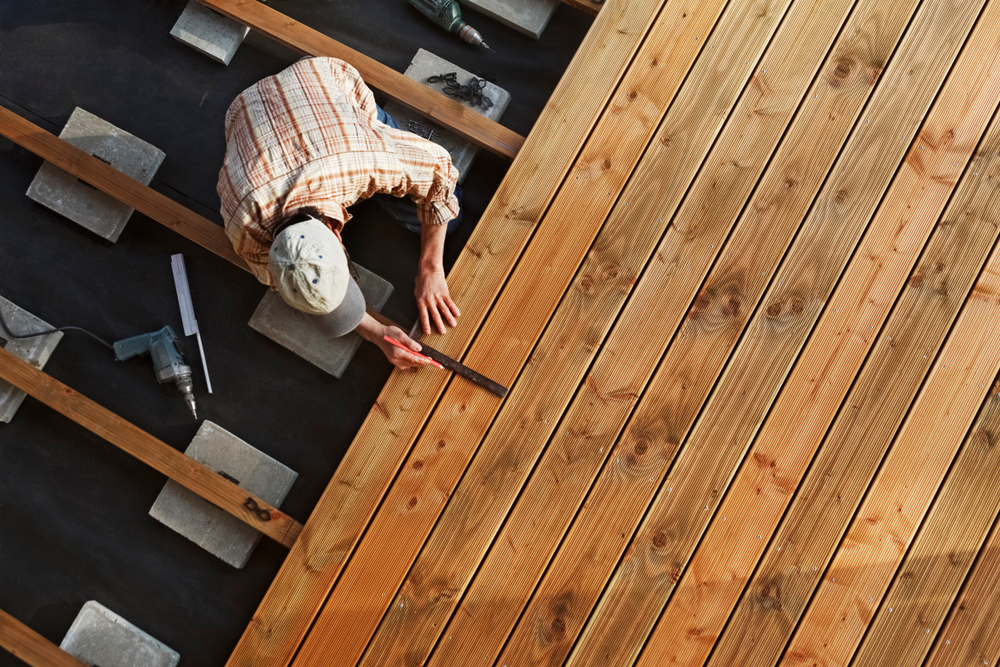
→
(415, 267, 461, 335)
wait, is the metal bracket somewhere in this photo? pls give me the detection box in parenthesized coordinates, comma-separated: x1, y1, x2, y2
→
(217, 470, 241, 486)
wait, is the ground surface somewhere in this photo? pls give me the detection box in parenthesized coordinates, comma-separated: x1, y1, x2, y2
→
(0, 1, 588, 664)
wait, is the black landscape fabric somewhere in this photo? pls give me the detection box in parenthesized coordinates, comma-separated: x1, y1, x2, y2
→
(0, 1, 589, 664)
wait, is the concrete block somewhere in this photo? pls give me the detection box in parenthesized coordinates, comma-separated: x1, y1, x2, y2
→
(0, 296, 63, 424)
(382, 48, 510, 183)
(149, 421, 298, 569)
(170, 0, 250, 65)
(248, 263, 393, 378)
(26, 108, 165, 242)
(60, 601, 179, 667)
(463, 0, 560, 39)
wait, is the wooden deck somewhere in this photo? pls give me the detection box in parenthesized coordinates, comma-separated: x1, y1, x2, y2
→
(230, 0, 1000, 665)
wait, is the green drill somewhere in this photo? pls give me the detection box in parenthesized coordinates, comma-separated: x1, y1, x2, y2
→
(407, 0, 491, 50)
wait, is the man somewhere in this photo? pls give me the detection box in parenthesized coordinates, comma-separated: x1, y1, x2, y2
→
(218, 56, 463, 369)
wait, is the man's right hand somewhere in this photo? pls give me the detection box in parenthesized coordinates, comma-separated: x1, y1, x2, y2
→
(356, 312, 432, 370)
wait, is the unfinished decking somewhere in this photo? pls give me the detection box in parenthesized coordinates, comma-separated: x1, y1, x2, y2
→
(227, 0, 1000, 665)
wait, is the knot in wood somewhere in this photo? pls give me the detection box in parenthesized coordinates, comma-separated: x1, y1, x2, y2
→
(766, 300, 783, 318)
(660, 133, 672, 148)
(578, 275, 595, 294)
(934, 261, 946, 273)
(634, 438, 649, 456)
(650, 58, 659, 67)
(832, 58, 853, 81)
(412, 460, 424, 471)
(692, 291, 713, 313)
(436, 439, 447, 451)
(652, 530, 668, 549)
(723, 294, 741, 317)
(790, 297, 805, 315)
(972, 429, 991, 450)
(407, 497, 418, 510)
(760, 583, 783, 610)
(601, 158, 612, 171)
(602, 264, 620, 280)
(908, 271, 924, 288)
(835, 189, 848, 205)
(936, 279, 949, 296)
(627, 90, 638, 101)
(550, 616, 567, 638)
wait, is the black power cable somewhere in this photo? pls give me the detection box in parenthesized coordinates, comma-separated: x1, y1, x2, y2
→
(0, 307, 114, 350)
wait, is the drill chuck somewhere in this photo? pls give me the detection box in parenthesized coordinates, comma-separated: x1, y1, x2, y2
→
(114, 326, 199, 419)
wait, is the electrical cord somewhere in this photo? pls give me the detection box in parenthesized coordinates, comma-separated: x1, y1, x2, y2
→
(0, 307, 114, 350)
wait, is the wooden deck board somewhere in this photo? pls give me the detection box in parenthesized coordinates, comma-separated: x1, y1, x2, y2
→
(0, 609, 88, 667)
(231, 0, 1000, 664)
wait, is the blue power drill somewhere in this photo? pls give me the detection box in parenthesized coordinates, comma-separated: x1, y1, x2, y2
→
(114, 326, 197, 419)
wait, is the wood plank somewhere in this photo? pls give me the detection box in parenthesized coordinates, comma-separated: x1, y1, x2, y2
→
(778, 257, 1000, 667)
(925, 510, 1000, 667)
(0, 347, 302, 548)
(850, 391, 1000, 666)
(490, 0, 944, 662)
(550, 0, 991, 664)
(356, 0, 826, 662)
(225, 0, 673, 663)
(290, 0, 745, 659)
(0, 609, 88, 667)
(630, 3, 1000, 666)
(196, 0, 523, 160)
(0, 106, 248, 271)
(562, 0, 603, 16)
(708, 84, 1000, 667)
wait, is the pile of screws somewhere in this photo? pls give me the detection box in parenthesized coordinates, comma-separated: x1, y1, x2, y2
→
(427, 72, 494, 110)
(406, 119, 438, 141)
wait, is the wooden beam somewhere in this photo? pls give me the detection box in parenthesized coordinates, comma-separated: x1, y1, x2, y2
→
(225, 0, 675, 663)
(196, 0, 523, 160)
(0, 106, 248, 272)
(0, 609, 88, 667)
(632, 3, 1000, 665)
(562, 0, 603, 16)
(0, 347, 303, 548)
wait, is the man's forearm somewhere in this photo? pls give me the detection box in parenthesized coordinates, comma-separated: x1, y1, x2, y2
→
(419, 219, 448, 274)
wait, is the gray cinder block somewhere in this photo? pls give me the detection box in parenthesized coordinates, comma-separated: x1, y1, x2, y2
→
(149, 421, 298, 569)
(0, 296, 63, 424)
(382, 48, 511, 183)
(170, 0, 250, 65)
(249, 263, 393, 378)
(26, 108, 165, 242)
(462, 0, 560, 39)
(60, 601, 180, 667)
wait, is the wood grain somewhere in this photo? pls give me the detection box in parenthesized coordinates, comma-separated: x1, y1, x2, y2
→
(291, 0, 745, 659)
(196, 0, 523, 160)
(355, 0, 800, 663)
(924, 510, 1000, 667)
(709, 53, 1000, 667)
(225, 0, 673, 664)
(0, 347, 302, 548)
(562, 0, 603, 16)
(779, 255, 1000, 667)
(0, 609, 88, 667)
(0, 106, 248, 271)
(631, 3, 1000, 666)
(850, 392, 1000, 666)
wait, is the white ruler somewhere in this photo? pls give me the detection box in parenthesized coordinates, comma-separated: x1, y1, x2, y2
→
(171, 254, 213, 394)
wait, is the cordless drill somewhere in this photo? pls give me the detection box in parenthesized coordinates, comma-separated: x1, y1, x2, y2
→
(408, 0, 491, 50)
(114, 326, 197, 419)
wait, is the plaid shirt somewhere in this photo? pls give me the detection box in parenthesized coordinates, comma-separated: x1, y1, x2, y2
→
(218, 57, 461, 285)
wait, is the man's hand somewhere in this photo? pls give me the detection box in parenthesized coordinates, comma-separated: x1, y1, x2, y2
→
(416, 267, 461, 335)
(356, 312, 431, 369)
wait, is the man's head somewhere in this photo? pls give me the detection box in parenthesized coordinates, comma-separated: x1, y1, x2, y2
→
(269, 217, 366, 336)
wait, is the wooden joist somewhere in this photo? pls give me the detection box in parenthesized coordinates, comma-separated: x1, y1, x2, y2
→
(0, 608, 88, 667)
(633, 2, 1000, 665)
(0, 347, 302, 548)
(225, 0, 675, 664)
(0, 106, 247, 271)
(195, 0, 523, 160)
(561, 0, 603, 16)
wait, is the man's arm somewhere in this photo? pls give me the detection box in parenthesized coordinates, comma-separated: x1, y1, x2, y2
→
(415, 219, 461, 335)
(355, 311, 432, 369)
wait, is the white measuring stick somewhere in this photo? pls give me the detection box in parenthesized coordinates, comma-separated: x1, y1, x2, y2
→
(171, 254, 213, 394)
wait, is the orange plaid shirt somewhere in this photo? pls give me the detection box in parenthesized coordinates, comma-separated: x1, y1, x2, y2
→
(218, 57, 461, 285)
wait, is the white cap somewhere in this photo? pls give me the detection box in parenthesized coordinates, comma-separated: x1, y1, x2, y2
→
(269, 219, 353, 315)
